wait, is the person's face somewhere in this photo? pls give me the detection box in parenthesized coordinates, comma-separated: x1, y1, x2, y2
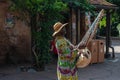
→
(60, 27, 66, 35)
(55, 27, 66, 36)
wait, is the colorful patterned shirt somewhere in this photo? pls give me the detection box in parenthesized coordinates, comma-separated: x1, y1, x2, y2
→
(55, 36, 78, 80)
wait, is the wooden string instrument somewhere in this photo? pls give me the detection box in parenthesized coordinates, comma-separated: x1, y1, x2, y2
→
(76, 9, 105, 68)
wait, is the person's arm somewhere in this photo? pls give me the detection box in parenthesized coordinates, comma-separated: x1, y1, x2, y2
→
(64, 38, 74, 46)
(50, 45, 54, 52)
(64, 38, 77, 51)
(50, 40, 54, 52)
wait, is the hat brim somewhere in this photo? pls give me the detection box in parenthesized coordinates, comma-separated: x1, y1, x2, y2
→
(52, 23, 68, 37)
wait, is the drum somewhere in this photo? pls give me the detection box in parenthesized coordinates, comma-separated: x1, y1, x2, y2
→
(76, 48, 91, 68)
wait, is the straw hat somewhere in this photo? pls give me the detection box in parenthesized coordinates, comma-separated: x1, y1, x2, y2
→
(76, 48, 91, 68)
(52, 22, 68, 36)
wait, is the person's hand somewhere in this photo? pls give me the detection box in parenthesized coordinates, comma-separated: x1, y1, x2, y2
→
(73, 46, 78, 50)
(77, 49, 83, 56)
(50, 49, 52, 52)
(69, 45, 74, 50)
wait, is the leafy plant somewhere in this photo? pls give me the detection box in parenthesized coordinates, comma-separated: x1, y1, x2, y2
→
(62, 0, 95, 12)
(98, 0, 120, 37)
(10, 0, 68, 69)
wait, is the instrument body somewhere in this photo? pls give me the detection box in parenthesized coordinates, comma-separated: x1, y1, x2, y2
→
(76, 48, 91, 68)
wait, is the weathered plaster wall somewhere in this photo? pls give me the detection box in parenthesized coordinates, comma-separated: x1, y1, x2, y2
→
(0, 2, 31, 64)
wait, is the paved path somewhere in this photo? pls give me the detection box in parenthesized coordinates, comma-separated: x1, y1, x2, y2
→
(0, 40, 120, 80)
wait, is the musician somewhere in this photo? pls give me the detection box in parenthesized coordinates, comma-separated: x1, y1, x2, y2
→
(52, 22, 78, 80)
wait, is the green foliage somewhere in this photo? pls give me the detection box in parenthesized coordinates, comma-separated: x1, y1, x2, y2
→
(10, 0, 68, 68)
(117, 24, 120, 36)
(105, 0, 120, 36)
(99, 16, 119, 37)
(10, 0, 68, 22)
(99, 17, 106, 28)
(62, 0, 95, 12)
(98, 0, 120, 37)
(107, 0, 120, 22)
(111, 22, 119, 36)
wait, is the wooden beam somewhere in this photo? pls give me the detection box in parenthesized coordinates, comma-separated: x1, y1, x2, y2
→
(71, 8, 77, 45)
(80, 12, 86, 41)
(105, 10, 115, 58)
(76, 9, 81, 44)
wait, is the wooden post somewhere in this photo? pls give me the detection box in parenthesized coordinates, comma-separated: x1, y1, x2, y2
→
(106, 10, 110, 56)
(66, 8, 72, 42)
(80, 12, 86, 40)
(105, 10, 115, 58)
(76, 9, 81, 44)
(71, 8, 77, 45)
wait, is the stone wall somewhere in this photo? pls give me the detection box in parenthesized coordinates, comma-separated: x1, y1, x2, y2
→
(0, 1, 31, 64)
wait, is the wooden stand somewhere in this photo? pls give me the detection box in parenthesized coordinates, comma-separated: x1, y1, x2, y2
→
(87, 40, 105, 64)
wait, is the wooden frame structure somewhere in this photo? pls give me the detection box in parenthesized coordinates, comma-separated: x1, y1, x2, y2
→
(67, 0, 118, 58)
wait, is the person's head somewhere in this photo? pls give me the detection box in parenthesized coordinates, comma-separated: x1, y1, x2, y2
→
(52, 22, 68, 37)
